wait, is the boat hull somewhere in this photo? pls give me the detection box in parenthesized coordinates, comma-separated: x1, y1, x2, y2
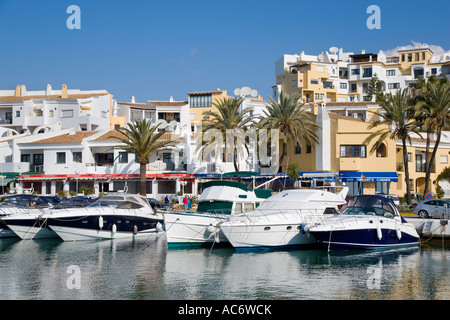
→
(2, 217, 58, 240)
(46, 214, 164, 241)
(219, 221, 318, 250)
(310, 227, 419, 250)
(163, 212, 227, 247)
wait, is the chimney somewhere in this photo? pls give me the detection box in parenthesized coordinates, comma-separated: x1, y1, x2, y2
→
(46, 84, 53, 96)
(361, 49, 366, 54)
(131, 96, 135, 103)
(62, 84, 68, 98)
(169, 96, 174, 102)
(14, 85, 21, 97)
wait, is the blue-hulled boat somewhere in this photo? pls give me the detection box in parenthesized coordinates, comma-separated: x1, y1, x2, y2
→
(306, 194, 420, 250)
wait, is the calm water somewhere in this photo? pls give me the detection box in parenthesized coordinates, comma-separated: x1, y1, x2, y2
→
(0, 235, 449, 300)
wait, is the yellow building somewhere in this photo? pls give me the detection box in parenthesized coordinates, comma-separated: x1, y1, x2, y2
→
(187, 89, 228, 126)
(280, 105, 450, 197)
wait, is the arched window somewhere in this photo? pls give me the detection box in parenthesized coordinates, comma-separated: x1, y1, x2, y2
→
(376, 143, 387, 158)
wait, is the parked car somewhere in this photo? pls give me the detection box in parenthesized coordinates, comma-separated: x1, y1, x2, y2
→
(384, 195, 400, 206)
(147, 198, 171, 211)
(412, 199, 450, 218)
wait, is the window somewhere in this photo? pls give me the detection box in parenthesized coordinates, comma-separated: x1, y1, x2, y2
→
(190, 94, 212, 108)
(33, 154, 43, 165)
(422, 52, 426, 60)
(416, 154, 424, 172)
(340, 83, 347, 89)
(61, 110, 74, 118)
(431, 68, 437, 75)
(292, 80, 298, 87)
(295, 144, 301, 154)
(73, 152, 82, 163)
(314, 93, 324, 100)
(407, 153, 412, 162)
(440, 155, 448, 164)
(386, 70, 396, 76)
(408, 55, 412, 62)
(340, 145, 366, 158)
(95, 153, 114, 166)
(362, 68, 373, 78)
(118, 152, 128, 163)
(402, 54, 405, 62)
(307, 144, 312, 154)
(350, 83, 357, 92)
(56, 152, 66, 164)
(415, 53, 420, 61)
(311, 79, 319, 85)
(351, 68, 360, 75)
(21, 154, 30, 163)
(15, 111, 20, 117)
(388, 83, 400, 89)
(49, 110, 54, 117)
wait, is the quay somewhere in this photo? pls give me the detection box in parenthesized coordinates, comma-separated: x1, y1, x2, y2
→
(404, 216, 450, 240)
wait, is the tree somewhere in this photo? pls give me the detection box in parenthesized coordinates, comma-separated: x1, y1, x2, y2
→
(111, 119, 177, 196)
(201, 97, 255, 172)
(363, 88, 419, 205)
(414, 76, 450, 194)
(258, 92, 319, 180)
(364, 73, 384, 103)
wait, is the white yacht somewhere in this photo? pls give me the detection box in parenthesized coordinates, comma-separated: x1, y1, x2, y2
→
(43, 194, 164, 241)
(218, 187, 348, 250)
(0, 194, 59, 240)
(306, 194, 420, 250)
(163, 180, 271, 247)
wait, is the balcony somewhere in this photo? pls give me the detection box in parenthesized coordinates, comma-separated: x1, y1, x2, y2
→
(0, 162, 30, 173)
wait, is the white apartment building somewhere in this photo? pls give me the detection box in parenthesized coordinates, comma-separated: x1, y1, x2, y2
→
(274, 44, 450, 106)
(0, 84, 112, 135)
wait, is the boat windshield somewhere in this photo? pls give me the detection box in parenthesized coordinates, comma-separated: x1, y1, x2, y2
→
(342, 196, 396, 218)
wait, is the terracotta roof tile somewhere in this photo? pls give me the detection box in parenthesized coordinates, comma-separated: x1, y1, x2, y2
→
(0, 93, 110, 102)
(23, 131, 99, 144)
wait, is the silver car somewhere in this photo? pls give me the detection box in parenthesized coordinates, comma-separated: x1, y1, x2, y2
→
(412, 199, 450, 218)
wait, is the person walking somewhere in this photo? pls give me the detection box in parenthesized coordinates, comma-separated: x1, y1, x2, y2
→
(183, 195, 188, 210)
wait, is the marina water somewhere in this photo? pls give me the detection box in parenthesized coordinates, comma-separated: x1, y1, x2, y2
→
(0, 235, 449, 300)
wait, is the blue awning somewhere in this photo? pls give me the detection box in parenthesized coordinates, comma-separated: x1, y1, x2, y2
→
(339, 172, 398, 182)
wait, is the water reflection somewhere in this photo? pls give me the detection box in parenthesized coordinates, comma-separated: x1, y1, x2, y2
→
(0, 235, 449, 300)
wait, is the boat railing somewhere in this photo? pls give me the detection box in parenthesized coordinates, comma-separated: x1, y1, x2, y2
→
(232, 208, 333, 223)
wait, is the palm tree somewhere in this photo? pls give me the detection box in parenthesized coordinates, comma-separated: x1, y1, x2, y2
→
(200, 97, 255, 172)
(111, 119, 178, 196)
(414, 76, 450, 194)
(363, 88, 418, 205)
(258, 92, 319, 179)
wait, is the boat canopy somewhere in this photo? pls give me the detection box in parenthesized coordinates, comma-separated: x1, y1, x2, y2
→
(343, 195, 397, 218)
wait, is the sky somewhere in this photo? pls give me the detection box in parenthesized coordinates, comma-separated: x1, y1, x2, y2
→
(0, 0, 449, 103)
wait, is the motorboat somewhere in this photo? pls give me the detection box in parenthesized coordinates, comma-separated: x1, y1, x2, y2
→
(306, 194, 420, 250)
(43, 194, 164, 241)
(163, 180, 272, 247)
(0, 194, 59, 240)
(218, 187, 348, 250)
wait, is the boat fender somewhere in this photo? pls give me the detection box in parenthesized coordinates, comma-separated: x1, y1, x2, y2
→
(99, 216, 104, 229)
(112, 224, 117, 234)
(300, 223, 308, 234)
(396, 226, 402, 240)
(207, 224, 217, 234)
(133, 225, 138, 235)
(377, 224, 382, 240)
(156, 222, 163, 231)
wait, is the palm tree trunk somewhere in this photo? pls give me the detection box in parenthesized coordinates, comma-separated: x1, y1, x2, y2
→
(423, 130, 431, 194)
(402, 138, 412, 205)
(140, 163, 147, 196)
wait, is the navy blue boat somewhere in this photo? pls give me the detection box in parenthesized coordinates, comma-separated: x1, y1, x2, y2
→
(307, 195, 420, 250)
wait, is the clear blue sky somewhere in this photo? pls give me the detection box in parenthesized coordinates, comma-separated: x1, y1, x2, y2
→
(0, 0, 449, 102)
